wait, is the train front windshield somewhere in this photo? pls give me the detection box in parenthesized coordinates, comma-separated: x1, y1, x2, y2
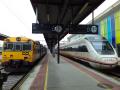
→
(3, 42, 32, 51)
(91, 41, 115, 55)
(0, 47, 2, 52)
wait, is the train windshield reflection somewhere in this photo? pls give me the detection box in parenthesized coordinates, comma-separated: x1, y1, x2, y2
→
(4, 42, 32, 51)
(23, 43, 31, 50)
(4, 43, 13, 51)
(91, 41, 115, 55)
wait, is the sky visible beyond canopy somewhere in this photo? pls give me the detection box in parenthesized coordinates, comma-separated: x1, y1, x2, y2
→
(0, 0, 119, 45)
(0, 0, 46, 44)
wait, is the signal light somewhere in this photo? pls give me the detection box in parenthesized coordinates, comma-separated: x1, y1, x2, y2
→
(28, 39, 32, 42)
(5, 39, 9, 42)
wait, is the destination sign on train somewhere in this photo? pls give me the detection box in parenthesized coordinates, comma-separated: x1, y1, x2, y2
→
(69, 24, 98, 34)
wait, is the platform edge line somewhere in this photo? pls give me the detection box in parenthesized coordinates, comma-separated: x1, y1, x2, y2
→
(44, 63, 48, 90)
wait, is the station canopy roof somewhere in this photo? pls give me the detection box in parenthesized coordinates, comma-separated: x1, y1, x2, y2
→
(30, 0, 105, 50)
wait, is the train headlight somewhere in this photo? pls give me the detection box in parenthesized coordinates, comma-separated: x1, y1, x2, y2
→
(16, 37, 21, 41)
(10, 55, 13, 58)
(24, 55, 31, 60)
(101, 58, 117, 63)
(28, 39, 32, 42)
(5, 39, 10, 42)
(3, 55, 7, 58)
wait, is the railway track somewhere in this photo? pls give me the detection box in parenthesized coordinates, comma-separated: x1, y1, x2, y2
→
(2, 74, 24, 90)
(0, 66, 30, 90)
(0, 56, 45, 90)
(0, 67, 27, 90)
(101, 66, 120, 81)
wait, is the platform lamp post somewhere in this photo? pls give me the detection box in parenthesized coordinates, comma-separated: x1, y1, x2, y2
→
(57, 35, 60, 64)
(54, 25, 62, 64)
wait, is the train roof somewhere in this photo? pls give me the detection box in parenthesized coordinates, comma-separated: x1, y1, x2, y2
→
(83, 35, 106, 41)
(4, 37, 33, 42)
(60, 35, 107, 48)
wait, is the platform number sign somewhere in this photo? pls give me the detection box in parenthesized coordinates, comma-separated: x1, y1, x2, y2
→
(69, 24, 98, 34)
(91, 26, 97, 33)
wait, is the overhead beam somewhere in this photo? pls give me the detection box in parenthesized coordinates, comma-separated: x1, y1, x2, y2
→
(31, 0, 87, 6)
(72, 0, 105, 24)
(46, 0, 50, 23)
(58, 0, 69, 24)
(72, 3, 89, 24)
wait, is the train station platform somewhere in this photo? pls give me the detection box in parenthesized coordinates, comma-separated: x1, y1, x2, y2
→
(19, 52, 120, 90)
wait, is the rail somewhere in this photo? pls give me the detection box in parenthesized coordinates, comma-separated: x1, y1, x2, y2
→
(0, 68, 8, 90)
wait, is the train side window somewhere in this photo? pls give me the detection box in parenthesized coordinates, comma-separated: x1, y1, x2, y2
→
(67, 47, 72, 51)
(78, 46, 82, 51)
(72, 44, 79, 51)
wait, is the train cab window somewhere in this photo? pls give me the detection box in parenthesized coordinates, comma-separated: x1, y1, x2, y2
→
(78, 46, 88, 52)
(23, 43, 31, 50)
(91, 41, 114, 55)
(65, 47, 72, 51)
(69, 47, 72, 51)
(15, 44, 21, 51)
(4, 43, 14, 51)
(82, 46, 88, 52)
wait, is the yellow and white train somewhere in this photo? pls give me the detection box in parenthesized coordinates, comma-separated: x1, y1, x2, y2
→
(1, 37, 46, 71)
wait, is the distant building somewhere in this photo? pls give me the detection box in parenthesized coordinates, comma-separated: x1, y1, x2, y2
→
(88, 0, 120, 49)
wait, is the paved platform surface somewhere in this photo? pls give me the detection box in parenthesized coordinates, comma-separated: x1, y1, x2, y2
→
(47, 55, 112, 90)
(19, 52, 120, 90)
(47, 54, 105, 90)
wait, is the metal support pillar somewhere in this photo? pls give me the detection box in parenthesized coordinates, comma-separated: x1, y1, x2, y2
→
(36, 7, 38, 23)
(92, 11, 94, 24)
(57, 35, 60, 64)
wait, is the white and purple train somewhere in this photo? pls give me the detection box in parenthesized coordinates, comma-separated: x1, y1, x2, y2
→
(60, 35, 119, 69)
